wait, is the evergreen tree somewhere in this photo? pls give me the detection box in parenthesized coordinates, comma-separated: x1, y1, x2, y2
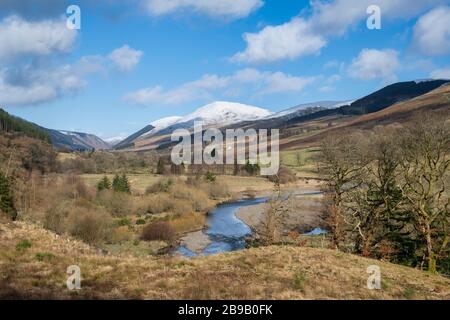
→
(97, 176, 111, 192)
(0, 171, 17, 220)
(112, 174, 121, 192)
(112, 173, 131, 193)
(120, 173, 131, 193)
(156, 158, 165, 174)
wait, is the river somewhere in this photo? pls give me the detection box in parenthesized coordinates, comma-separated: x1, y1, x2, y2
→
(175, 197, 268, 257)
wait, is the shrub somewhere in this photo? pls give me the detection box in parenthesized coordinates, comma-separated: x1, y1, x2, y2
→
(65, 208, 113, 244)
(136, 219, 146, 225)
(146, 178, 174, 194)
(140, 221, 175, 242)
(136, 193, 173, 214)
(44, 202, 71, 234)
(268, 166, 297, 184)
(117, 217, 132, 227)
(208, 182, 230, 199)
(205, 171, 216, 182)
(172, 199, 194, 215)
(16, 239, 32, 251)
(35, 252, 55, 262)
(96, 190, 133, 217)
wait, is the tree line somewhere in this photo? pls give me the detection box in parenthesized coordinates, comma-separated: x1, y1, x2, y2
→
(319, 112, 449, 275)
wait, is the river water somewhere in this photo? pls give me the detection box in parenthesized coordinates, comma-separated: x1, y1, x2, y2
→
(175, 191, 326, 257)
(175, 197, 268, 257)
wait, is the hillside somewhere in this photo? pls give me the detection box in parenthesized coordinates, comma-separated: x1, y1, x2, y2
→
(0, 108, 51, 143)
(45, 129, 111, 151)
(279, 82, 450, 150)
(1, 221, 449, 299)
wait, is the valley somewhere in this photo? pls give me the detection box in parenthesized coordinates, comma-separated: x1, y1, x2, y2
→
(0, 79, 449, 300)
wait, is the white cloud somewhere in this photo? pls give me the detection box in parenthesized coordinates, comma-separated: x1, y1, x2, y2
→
(347, 49, 400, 81)
(141, 0, 263, 19)
(232, 18, 326, 63)
(233, 0, 444, 63)
(0, 63, 86, 106)
(430, 68, 450, 79)
(108, 45, 144, 72)
(124, 68, 317, 105)
(413, 6, 450, 56)
(0, 15, 77, 61)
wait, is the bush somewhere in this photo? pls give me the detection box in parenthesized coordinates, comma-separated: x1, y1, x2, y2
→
(172, 199, 194, 215)
(44, 202, 71, 234)
(35, 252, 55, 262)
(205, 171, 216, 182)
(117, 217, 132, 227)
(140, 221, 175, 242)
(136, 193, 173, 214)
(96, 190, 133, 217)
(65, 208, 113, 244)
(268, 166, 297, 184)
(208, 182, 230, 200)
(136, 219, 146, 225)
(146, 178, 174, 194)
(16, 239, 32, 251)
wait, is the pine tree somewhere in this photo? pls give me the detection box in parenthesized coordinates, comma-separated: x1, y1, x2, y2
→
(0, 171, 17, 220)
(112, 174, 121, 192)
(112, 173, 131, 193)
(156, 158, 165, 174)
(97, 176, 111, 192)
(120, 173, 131, 193)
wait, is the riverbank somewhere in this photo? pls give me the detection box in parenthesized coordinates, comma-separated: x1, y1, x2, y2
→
(236, 187, 324, 237)
(2, 221, 449, 299)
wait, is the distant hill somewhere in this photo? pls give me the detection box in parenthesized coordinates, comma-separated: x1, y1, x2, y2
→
(0, 108, 51, 143)
(114, 124, 154, 150)
(280, 82, 450, 150)
(285, 79, 450, 125)
(44, 129, 111, 152)
(0, 108, 111, 151)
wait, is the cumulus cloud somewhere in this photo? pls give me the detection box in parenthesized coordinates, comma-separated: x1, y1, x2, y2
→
(232, 18, 326, 63)
(347, 49, 400, 82)
(0, 63, 87, 106)
(124, 68, 317, 105)
(233, 0, 444, 63)
(430, 68, 450, 79)
(108, 45, 144, 72)
(141, 0, 263, 19)
(0, 15, 77, 61)
(413, 6, 450, 56)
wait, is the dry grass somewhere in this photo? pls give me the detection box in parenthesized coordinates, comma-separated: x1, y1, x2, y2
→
(167, 212, 206, 234)
(1, 221, 449, 300)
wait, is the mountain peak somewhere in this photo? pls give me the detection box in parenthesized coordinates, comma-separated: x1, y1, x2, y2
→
(180, 101, 272, 124)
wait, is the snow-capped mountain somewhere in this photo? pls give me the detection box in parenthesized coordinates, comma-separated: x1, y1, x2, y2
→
(268, 101, 354, 120)
(177, 101, 272, 125)
(142, 101, 271, 137)
(115, 101, 272, 149)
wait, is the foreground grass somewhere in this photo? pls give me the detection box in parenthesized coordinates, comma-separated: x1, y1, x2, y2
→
(1, 221, 449, 300)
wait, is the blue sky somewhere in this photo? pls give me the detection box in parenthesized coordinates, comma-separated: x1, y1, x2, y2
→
(1, 0, 449, 141)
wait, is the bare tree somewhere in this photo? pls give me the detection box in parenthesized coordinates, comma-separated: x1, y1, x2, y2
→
(398, 113, 449, 272)
(318, 133, 367, 249)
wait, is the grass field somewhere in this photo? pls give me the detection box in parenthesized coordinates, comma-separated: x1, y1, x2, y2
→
(280, 147, 320, 178)
(80, 173, 277, 194)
